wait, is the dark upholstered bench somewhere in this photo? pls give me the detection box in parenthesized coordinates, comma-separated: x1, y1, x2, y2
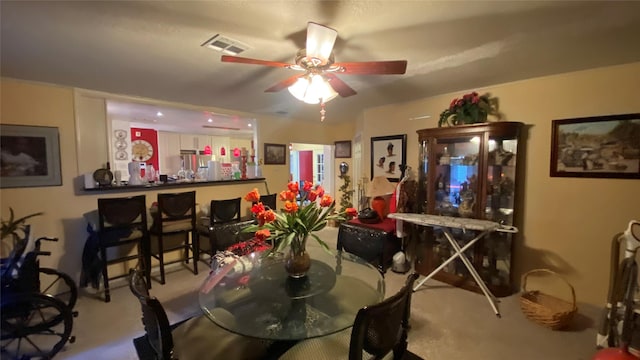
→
(337, 218, 400, 275)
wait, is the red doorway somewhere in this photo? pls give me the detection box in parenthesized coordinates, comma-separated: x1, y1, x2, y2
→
(298, 150, 313, 183)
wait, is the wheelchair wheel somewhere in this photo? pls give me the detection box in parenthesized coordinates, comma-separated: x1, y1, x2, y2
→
(38, 267, 78, 310)
(1, 293, 73, 359)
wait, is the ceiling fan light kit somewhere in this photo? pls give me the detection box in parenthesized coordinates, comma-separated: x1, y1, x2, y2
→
(220, 22, 408, 121)
(287, 74, 338, 105)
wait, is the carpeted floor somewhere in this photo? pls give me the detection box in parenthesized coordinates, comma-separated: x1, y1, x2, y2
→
(57, 227, 600, 359)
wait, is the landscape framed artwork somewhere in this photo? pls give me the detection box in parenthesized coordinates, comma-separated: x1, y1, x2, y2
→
(0, 124, 62, 188)
(550, 113, 640, 179)
(370, 134, 407, 182)
(264, 143, 286, 165)
(334, 140, 352, 158)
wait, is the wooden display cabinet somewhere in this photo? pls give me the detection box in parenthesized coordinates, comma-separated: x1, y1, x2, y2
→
(415, 122, 524, 296)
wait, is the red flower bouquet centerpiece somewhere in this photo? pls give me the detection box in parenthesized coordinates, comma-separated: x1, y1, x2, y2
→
(243, 182, 357, 278)
(438, 91, 500, 127)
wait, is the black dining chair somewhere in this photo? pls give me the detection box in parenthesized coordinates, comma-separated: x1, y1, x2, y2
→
(128, 268, 271, 360)
(258, 193, 278, 211)
(197, 197, 253, 258)
(280, 273, 420, 360)
(96, 195, 150, 302)
(149, 191, 198, 285)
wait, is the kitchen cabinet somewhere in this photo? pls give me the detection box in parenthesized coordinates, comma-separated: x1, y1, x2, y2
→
(415, 122, 524, 296)
(180, 134, 212, 152)
(210, 135, 231, 162)
(158, 131, 181, 175)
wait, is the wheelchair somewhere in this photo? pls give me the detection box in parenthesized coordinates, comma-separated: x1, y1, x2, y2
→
(1, 226, 78, 359)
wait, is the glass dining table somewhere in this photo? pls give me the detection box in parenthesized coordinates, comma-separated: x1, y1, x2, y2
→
(199, 245, 385, 341)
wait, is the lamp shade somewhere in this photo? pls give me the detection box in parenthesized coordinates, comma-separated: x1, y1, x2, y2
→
(366, 176, 396, 198)
(306, 22, 337, 63)
(288, 74, 338, 104)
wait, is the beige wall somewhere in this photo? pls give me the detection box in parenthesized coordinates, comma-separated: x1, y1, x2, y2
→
(0, 77, 354, 282)
(2, 62, 638, 307)
(361, 62, 640, 306)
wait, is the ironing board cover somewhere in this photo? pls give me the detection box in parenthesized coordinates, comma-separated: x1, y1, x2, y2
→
(388, 213, 501, 231)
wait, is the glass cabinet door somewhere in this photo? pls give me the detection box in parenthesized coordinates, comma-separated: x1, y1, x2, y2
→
(417, 139, 429, 214)
(433, 136, 480, 218)
(481, 135, 519, 289)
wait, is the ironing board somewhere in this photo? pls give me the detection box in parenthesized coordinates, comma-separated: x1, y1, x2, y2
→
(388, 213, 518, 317)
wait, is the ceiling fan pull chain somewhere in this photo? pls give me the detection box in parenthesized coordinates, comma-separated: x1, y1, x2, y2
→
(320, 101, 326, 122)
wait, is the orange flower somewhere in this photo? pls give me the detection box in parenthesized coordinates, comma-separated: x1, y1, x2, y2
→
(255, 229, 271, 241)
(284, 201, 299, 213)
(279, 190, 296, 202)
(285, 191, 296, 202)
(244, 188, 260, 202)
(307, 190, 318, 202)
(319, 194, 333, 207)
(257, 210, 276, 226)
(346, 207, 358, 217)
(264, 210, 276, 222)
(287, 181, 299, 193)
(303, 180, 313, 191)
(316, 185, 325, 198)
(251, 202, 265, 215)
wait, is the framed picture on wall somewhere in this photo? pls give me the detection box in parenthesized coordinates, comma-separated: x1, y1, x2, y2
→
(264, 143, 287, 165)
(334, 140, 352, 158)
(550, 113, 640, 179)
(0, 124, 62, 188)
(370, 134, 407, 182)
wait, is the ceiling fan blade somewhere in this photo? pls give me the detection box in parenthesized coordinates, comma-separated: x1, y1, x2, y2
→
(306, 22, 337, 61)
(265, 74, 304, 93)
(333, 60, 408, 75)
(324, 73, 357, 97)
(221, 55, 292, 68)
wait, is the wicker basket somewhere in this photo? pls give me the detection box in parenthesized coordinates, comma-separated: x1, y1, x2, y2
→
(519, 269, 577, 330)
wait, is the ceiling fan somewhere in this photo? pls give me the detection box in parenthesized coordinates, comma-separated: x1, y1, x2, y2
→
(221, 22, 407, 119)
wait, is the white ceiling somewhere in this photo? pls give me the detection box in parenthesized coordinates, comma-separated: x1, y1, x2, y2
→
(2, 1, 640, 126)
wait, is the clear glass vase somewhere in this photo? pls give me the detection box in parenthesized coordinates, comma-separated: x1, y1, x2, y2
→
(284, 237, 311, 278)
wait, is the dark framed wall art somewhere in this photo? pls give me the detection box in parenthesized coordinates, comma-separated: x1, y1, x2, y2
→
(550, 113, 640, 179)
(370, 134, 407, 182)
(0, 124, 62, 188)
(264, 143, 287, 165)
(334, 140, 352, 158)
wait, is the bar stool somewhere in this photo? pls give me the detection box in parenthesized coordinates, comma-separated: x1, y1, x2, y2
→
(96, 194, 150, 302)
(149, 191, 199, 285)
(197, 197, 253, 258)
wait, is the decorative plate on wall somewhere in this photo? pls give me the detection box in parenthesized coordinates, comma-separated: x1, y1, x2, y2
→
(114, 129, 127, 139)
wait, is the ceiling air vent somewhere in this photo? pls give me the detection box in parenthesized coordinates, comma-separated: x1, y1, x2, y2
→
(202, 34, 250, 56)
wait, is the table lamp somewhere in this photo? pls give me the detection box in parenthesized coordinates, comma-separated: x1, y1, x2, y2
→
(366, 176, 396, 219)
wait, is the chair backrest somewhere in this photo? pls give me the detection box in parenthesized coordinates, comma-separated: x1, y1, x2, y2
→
(129, 268, 174, 360)
(209, 197, 241, 226)
(97, 195, 148, 239)
(156, 191, 197, 232)
(349, 272, 419, 360)
(258, 193, 277, 211)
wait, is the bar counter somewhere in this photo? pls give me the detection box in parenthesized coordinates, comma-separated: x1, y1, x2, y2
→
(80, 178, 266, 194)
